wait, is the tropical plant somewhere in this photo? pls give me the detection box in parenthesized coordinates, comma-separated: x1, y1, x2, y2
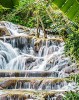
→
(65, 30, 79, 62)
(0, 0, 78, 39)
(0, 0, 19, 8)
(53, 0, 79, 23)
(1, 0, 76, 37)
(52, 0, 79, 61)
(0, 0, 79, 66)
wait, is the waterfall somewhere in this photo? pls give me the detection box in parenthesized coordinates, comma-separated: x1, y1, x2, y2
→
(0, 22, 78, 99)
(0, 21, 29, 36)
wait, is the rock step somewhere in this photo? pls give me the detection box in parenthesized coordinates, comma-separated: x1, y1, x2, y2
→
(0, 77, 71, 90)
(0, 70, 78, 77)
(0, 90, 77, 100)
(0, 70, 59, 77)
(0, 35, 63, 42)
(0, 77, 69, 82)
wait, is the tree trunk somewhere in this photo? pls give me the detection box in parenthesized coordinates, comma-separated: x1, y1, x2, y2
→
(39, 15, 47, 38)
(36, 16, 40, 38)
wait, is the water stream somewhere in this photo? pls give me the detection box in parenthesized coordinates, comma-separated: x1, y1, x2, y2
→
(0, 21, 78, 100)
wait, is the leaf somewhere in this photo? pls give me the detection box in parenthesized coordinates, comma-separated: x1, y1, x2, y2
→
(0, 0, 19, 8)
(53, 0, 79, 22)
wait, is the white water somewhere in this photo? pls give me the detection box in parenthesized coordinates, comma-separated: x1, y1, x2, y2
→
(0, 22, 78, 99)
(0, 21, 29, 36)
(0, 22, 77, 75)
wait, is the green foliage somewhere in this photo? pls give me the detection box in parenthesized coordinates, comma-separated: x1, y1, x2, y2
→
(65, 30, 79, 62)
(69, 74, 79, 84)
(0, 0, 19, 8)
(0, 0, 36, 27)
(45, 0, 79, 63)
(0, 0, 78, 37)
(53, 0, 79, 22)
(0, 0, 79, 26)
(0, 5, 7, 13)
(0, 0, 79, 64)
(63, 91, 79, 100)
(0, 0, 74, 30)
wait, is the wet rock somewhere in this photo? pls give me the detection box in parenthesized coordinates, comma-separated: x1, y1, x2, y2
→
(0, 26, 10, 36)
(64, 67, 76, 74)
(56, 95, 63, 100)
(34, 40, 42, 53)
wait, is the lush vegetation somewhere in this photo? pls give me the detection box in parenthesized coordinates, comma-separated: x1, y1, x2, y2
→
(0, 0, 19, 8)
(69, 74, 79, 84)
(0, 0, 78, 34)
(0, 0, 79, 60)
(0, 0, 79, 59)
(63, 91, 79, 100)
(65, 30, 79, 62)
(53, 0, 79, 23)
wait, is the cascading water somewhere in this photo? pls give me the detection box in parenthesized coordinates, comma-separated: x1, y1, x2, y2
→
(0, 21, 78, 100)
